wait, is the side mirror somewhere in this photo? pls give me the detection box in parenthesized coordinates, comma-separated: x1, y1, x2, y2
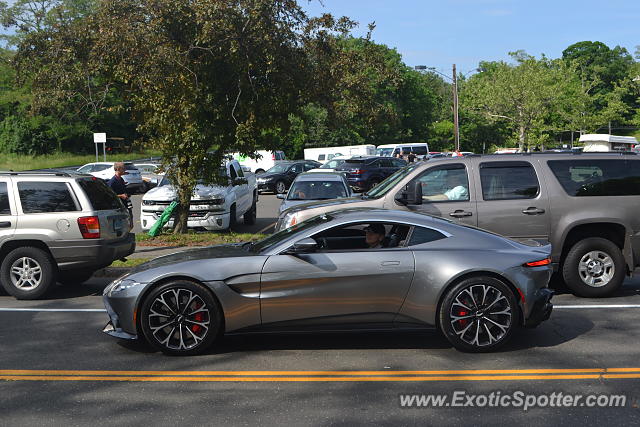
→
(286, 237, 318, 254)
(150, 178, 158, 185)
(395, 180, 423, 205)
(276, 194, 285, 199)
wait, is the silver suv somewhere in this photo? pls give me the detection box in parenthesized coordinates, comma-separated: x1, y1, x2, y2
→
(276, 153, 640, 297)
(0, 171, 135, 299)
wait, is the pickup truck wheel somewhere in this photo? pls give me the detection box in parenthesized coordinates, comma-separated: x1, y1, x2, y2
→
(0, 246, 57, 300)
(58, 269, 95, 286)
(244, 199, 257, 225)
(275, 180, 286, 194)
(229, 205, 237, 230)
(562, 237, 625, 297)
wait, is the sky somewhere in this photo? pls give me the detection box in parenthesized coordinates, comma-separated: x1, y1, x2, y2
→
(302, 0, 640, 77)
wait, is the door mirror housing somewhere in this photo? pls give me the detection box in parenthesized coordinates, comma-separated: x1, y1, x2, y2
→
(286, 237, 318, 254)
(276, 193, 286, 199)
(395, 180, 423, 205)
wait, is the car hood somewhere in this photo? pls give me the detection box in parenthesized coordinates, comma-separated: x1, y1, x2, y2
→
(282, 196, 366, 215)
(257, 172, 286, 180)
(144, 183, 227, 201)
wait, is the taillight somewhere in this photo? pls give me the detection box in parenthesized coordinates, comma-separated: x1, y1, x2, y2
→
(272, 153, 276, 160)
(78, 216, 100, 239)
(524, 257, 551, 267)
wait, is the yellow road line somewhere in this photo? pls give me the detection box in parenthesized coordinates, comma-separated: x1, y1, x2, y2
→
(2, 368, 639, 376)
(2, 373, 640, 382)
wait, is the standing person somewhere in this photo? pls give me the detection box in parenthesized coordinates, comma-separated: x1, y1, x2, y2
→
(407, 151, 416, 163)
(107, 162, 133, 225)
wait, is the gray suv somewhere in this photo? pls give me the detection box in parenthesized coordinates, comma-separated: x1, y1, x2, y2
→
(0, 171, 136, 299)
(276, 153, 640, 297)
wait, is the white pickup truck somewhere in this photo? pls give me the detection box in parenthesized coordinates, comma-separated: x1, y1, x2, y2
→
(140, 160, 257, 231)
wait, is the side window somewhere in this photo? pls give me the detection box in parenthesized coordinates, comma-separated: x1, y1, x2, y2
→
(18, 182, 79, 213)
(408, 226, 447, 246)
(77, 165, 93, 174)
(412, 146, 428, 155)
(392, 158, 407, 167)
(417, 164, 469, 202)
(312, 222, 411, 251)
(93, 164, 112, 173)
(304, 163, 316, 171)
(229, 166, 238, 180)
(480, 162, 539, 200)
(548, 159, 640, 196)
(235, 164, 245, 178)
(293, 164, 304, 173)
(0, 182, 11, 215)
(318, 154, 326, 161)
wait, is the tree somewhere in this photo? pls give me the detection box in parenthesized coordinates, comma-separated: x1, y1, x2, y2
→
(17, 0, 349, 232)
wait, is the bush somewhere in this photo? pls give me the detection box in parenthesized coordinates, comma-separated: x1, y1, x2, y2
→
(0, 115, 53, 155)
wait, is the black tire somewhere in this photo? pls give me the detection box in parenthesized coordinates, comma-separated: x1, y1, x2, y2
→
(438, 276, 518, 353)
(139, 281, 222, 356)
(58, 269, 95, 286)
(229, 204, 237, 230)
(562, 237, 625, 297)
(244, 197, 257, 225)
(275, 180, 287, 194)
(0, 246, 57, 300)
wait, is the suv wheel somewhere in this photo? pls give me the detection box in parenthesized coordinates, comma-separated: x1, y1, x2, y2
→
(139, 281, 222, 355)
(562, 237, 625, 297)
(275, 180, 286, 194)
(439, 276, 518, 352)
(1, 247, 57, 300)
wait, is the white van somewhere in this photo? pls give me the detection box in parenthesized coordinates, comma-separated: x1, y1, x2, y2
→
(304, 145, 376, 162)
(376, 143, 429, 159)
(230, 150, 286, 174)
(579, 134, 638, 152)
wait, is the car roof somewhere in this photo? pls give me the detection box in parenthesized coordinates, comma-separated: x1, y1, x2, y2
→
(296, 172, 347, 181)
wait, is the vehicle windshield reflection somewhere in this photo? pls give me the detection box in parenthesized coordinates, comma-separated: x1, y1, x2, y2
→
(363, 164, 420, 199)
(249, 214, 333, 253)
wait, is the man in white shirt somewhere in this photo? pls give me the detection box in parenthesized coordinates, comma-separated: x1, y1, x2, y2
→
(425, 172, 469, 201)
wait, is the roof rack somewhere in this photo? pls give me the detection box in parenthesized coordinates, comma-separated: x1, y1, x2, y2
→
(0, 170, 74, 177)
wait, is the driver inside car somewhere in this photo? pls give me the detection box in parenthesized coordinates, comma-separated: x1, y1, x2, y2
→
(364, 224, 386, 249)
(424, 171, 468, 201)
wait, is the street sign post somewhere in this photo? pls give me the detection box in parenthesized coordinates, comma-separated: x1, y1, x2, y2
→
(93, 133, 107, 162)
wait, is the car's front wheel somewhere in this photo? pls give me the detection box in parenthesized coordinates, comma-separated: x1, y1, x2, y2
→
(439, 276, 518, 352)
(0, 246, 57, 300)
(140, 281, 222, 356)
(275, 180, 286, 194)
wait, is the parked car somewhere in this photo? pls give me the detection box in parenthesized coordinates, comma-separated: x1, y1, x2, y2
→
(102, 208, 553, 355)
(0, 171, 135, 299)
(77, 162, 144, 194)
(276, 152, 640, 297)
(335, 156, 407, 192)
(140, 159, 257, 232)
(277, 172, 352, 214)
(256, 160, 322, 194)
(134, 163, 164, 191)
(230, 150, 286, 174)
(376, 143, 429, 159)
(307, 156, 350, 172)
(304, 145, 376, 162)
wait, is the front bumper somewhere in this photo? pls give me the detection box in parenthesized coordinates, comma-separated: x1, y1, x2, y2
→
(140, 211, 231, 231)
(523, 288, 554, 328)
(257, 182, 276, 193)
(102, 294, 138, 340)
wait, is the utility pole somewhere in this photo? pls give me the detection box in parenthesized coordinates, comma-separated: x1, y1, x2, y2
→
(452, 64, 460, 152)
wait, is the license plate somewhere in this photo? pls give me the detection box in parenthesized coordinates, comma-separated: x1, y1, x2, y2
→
(113, 218, 124, 232)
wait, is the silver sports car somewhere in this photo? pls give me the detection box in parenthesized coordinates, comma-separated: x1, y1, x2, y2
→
(103, 208, 553, 355)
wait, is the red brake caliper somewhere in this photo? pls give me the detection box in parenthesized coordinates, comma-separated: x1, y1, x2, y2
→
(457, 310, 469, 327)
(191, 302, 203, 333)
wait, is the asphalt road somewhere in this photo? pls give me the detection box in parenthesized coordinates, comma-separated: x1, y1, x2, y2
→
(1, 277, 640, 424)
(130, 192, 283, 235)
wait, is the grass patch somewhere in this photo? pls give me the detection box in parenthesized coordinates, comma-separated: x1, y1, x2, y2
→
(136, 231, 266, 247)
(109, 258, 151, 268)
(0, 150, 161, 171)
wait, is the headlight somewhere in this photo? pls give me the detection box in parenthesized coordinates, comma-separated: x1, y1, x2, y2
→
(278, 211, 299, 231)
(107, 279, 143, 296)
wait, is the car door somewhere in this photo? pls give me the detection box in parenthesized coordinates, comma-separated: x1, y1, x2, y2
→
(0, 177, 17, 247)
(474, 160, 550, 241)
(260, 222, 415, 326)
(287, 164, 304, 185)
(406, 163, 478, 227)
(229, 164, 250, 214)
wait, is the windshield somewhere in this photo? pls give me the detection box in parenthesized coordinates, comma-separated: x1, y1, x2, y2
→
(376, 148, 393, 157)
(364, 163, 420, 199)
(321, 159, 346, 169)
(249, 214, 333, 253)
(158, 167, 227, 187)
(266, 164, 291, 174)
(287, 180, 348, 200)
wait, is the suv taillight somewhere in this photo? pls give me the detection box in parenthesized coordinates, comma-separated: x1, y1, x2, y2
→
(78, 216, 100, 239)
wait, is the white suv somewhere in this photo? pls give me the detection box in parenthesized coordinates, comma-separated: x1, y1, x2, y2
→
(0, 171, 135, 299)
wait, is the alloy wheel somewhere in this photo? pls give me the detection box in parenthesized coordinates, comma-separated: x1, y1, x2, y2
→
(276, 181, 286, 194)
(449, 284, 512, 347)
(578, 250, 614, 288)
(148, 288, 211, 351)
(9, 257, 43, 291)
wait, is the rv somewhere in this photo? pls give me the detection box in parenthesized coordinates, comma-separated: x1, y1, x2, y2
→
(579, 134, 639, 152)
(304, 145, 376, 162)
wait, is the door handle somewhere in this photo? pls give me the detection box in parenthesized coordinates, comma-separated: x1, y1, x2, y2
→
(380, 261, 401, 266)
(522, 207, 546, 215)
(0, 221, 11, 228)
(449, 210, 473, 218)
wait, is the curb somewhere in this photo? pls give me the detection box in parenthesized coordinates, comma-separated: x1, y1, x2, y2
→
(93, 267, 132, 278)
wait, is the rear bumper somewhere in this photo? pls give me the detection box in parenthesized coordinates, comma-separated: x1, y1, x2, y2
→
(523, 288, 554, 328)
(49, 234, 136, 271)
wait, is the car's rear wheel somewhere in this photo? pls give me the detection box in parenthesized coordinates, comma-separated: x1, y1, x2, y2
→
(140, 281, 222, 356)
(562, 237, 625, 297)
(0, 247, 57, 300)
(275, 180, 286, 194)
(439, 276, 518, 352)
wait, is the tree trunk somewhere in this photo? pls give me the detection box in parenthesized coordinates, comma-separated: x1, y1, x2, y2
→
(518, 125, 526, 152)
(173, 187, 192, 234)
